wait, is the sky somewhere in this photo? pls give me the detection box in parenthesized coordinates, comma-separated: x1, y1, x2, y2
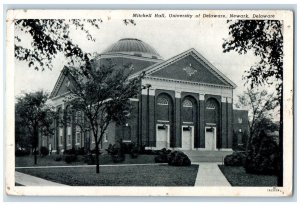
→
(14, 12, 276, 109)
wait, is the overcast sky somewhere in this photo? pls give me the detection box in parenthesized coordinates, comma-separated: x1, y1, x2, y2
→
(15, 14, 275, 108)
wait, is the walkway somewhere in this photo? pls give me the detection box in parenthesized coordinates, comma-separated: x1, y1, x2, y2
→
(194, 162, 231, 186)
(15, 171, 68, 186)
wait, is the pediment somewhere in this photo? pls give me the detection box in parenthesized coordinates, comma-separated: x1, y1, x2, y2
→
(144, 49, 236, 88)
(50, 66, 71, 99)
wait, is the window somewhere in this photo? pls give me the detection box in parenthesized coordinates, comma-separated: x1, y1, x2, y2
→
(157, 97, 168, 105)
(76, 132, 81, 145)
(238, 118, 243, 124)
(206, 99, 217, 110)
(104, 132, 108, 142)
(182, 98, 194, 122)
(183, 99, 193, 107)
(67, 126, 71, 145)
(59, 128, 63, 145)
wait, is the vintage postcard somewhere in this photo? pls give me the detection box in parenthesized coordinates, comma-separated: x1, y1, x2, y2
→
(5, 9, 293, 196)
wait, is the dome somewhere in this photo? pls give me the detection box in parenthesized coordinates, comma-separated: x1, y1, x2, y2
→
(102, 38, 162, 59)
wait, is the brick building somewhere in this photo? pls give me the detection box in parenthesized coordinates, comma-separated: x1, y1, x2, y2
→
(41, 38, 248, 154)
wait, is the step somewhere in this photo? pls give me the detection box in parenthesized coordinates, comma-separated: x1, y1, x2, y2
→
(181, 150, 233, 162)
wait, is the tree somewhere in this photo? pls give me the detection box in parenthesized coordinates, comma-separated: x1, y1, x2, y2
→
(14, 18, 136, 71)
(64, 60, 142, 174)
(14, 19, 102, 71)
(15, 91, 55, 164)
(223, 20, 283, 185)
(235, 88, 277, 149)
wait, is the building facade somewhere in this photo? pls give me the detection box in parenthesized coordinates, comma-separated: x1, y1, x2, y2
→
(40, 38, 248, 154)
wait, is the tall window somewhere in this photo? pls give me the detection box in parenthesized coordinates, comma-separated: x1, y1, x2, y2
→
(182, 98, 194, 123)
(205, 98, 219, 123)
(76, 131, 81, 145)
(59, 128, 63, 146)
(67, 126, 71, 145)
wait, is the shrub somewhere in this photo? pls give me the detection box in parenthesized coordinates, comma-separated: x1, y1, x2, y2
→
(224, 151, 246, 166)
(53, 154, 62, 161)
(84, 154, 96, 165)
(76, 147, 86, 155)
(63, 154, 77, 163)
(154, 148, 173, 163)
(112, 152, 125, 163)
(64, 148, 76, 155)
(130, 144, 139, 159)
(167, 151, 191, 166)
(15, 148, 30, 156)
(244, 131, 279, 175)
(40, 146, 49, 156)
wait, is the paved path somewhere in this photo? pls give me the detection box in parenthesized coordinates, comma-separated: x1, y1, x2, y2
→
(194, 162, 231, 186)
(15, 171, 68, 186)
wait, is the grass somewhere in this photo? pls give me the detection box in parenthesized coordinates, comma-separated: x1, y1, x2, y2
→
(15, 154, 156, 167)
(16, 164, 199, 186)
(218, 165, 277, 186)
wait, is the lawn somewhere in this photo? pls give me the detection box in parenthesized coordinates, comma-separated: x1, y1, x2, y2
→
(16, 164, 199, 186)
(218, 165, 277, 186)
(15, 154, 156, 167)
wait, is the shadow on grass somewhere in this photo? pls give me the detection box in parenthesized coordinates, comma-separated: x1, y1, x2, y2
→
(218, 165, 277, 186)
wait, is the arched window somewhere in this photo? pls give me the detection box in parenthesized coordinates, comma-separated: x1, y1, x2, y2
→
(205, 98, 219, 124)
(206, 99, 217, 110)
(156, 94, 172, 121)
(183, 99, 193, 108)
(157, 97, 168, 106)
(182, 97, 195, 123)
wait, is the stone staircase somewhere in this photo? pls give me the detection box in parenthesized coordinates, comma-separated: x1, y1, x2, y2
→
(182, 150, 233, 163)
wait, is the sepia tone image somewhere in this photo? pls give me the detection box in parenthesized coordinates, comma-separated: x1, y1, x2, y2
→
(6, 10, 293, 196)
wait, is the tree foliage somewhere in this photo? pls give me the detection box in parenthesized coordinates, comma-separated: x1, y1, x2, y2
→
(15, 90, 56, 164)
(223, 20, 283, 185)
(235, 88, 277, 146)
(15, 19, 102, 71)
(223, 20, 283, 98)
(64, 60, 142, 173)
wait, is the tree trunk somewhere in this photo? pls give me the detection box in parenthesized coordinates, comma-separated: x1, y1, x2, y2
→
(278, 89, 283, 186)
(95, 143, 100, 174)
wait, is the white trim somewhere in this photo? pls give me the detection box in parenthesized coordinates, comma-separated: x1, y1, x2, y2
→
(205, 126, 217, 151)
(175, 91, 181, 98)
(146, 76, 233, 89)
(181, 125, 194, 150)
(157, 120, 169, 123)
(142, 77, 233, 99)
(122, 140, 132, 143)
(219, 148, 233, 152)
(141, 89, 155, 96)
(129, 98, 139, 102)
(199, 94, 205, 101)
(149, 89, 155, 96)
(96, 52, 163, 63)
(206, 123, 217, 126)
(182, 121, 194, 124)
(153, 123, 170, 150)
(221, 97, 227, 103)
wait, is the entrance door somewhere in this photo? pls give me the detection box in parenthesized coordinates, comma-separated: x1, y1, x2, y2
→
(205, 127, 216, 150)
(182, 126, 194, 150)
(156, 124, 169, 149)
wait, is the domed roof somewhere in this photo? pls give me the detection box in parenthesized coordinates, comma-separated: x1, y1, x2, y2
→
(102, 38, 162, 59)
